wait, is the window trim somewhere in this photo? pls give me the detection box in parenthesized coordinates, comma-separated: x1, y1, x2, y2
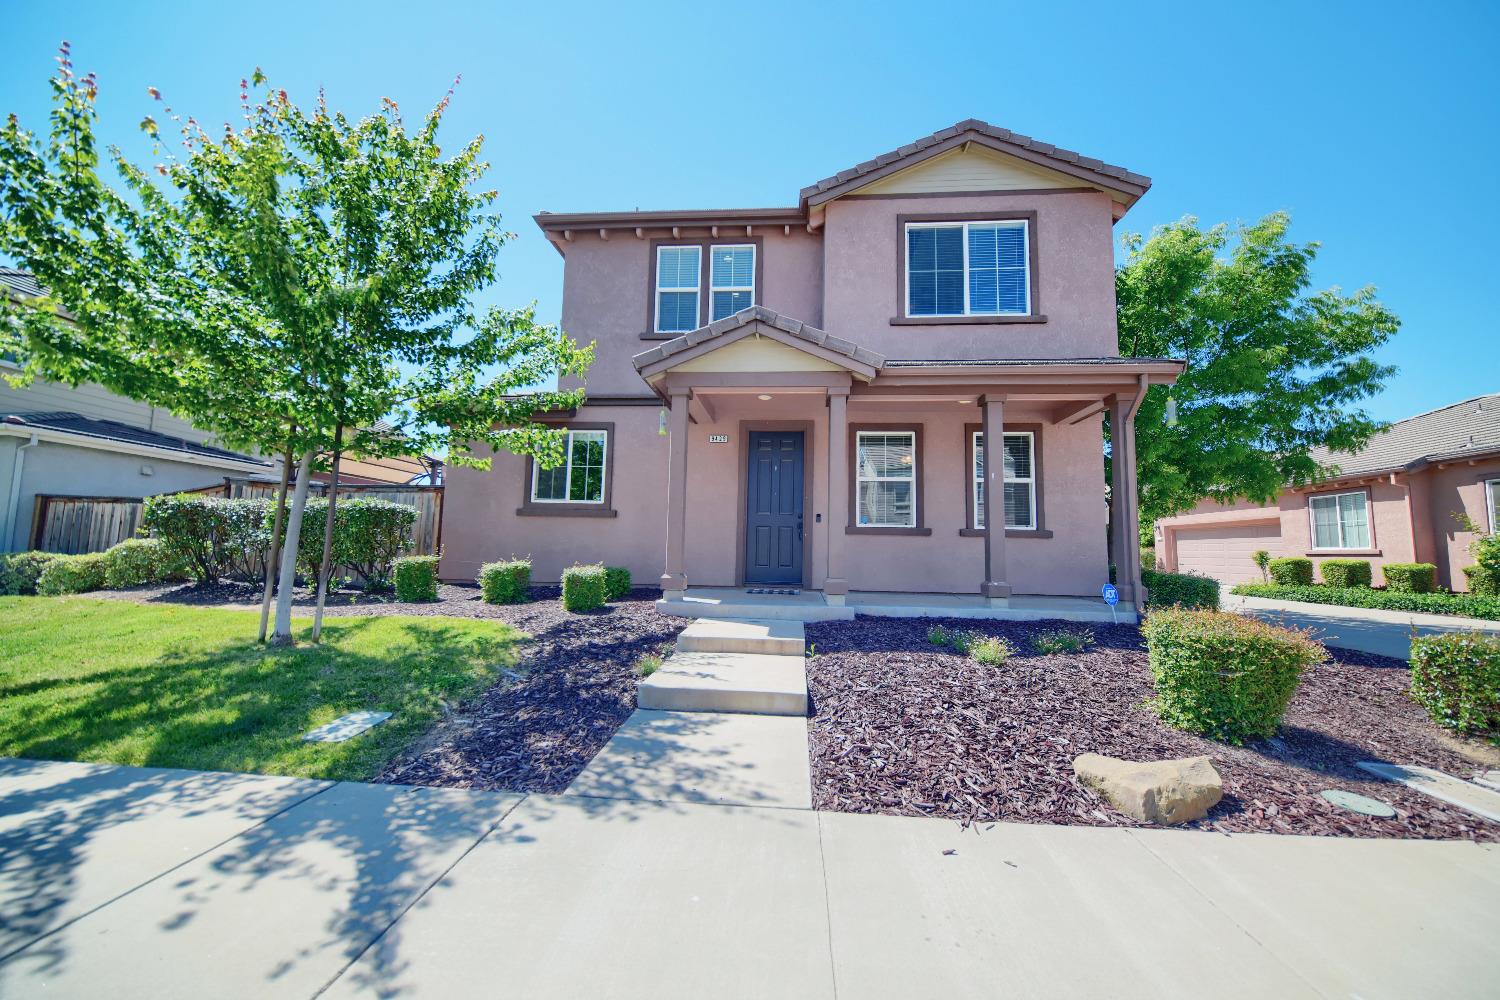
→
(1487, 478, 1500, 534)
(961, 422, 1051, 538)
(644, 236, 764, 337)
(517, 422, 618, 518)
(893, 211, 1042, 325)
(846, 424, 931, 536)
(1306, 488, 1373, 552)
(652, 245, 702, 335)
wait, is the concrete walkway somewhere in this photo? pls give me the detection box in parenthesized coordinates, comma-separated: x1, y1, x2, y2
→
(1225, 592, 1500, 659)
(2, 757, 1497, 999)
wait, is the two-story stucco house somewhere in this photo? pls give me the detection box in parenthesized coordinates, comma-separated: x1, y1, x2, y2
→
(440, 121, 1183, 615)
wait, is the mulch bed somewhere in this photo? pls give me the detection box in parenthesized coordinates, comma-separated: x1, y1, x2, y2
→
(98, 581, 685, 792)
(804, 616, 1499, 841)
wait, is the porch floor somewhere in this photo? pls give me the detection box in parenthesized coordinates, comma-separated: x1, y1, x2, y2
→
(657, 588, 1135, 624)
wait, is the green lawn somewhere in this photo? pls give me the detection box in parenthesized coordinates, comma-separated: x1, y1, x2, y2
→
(0, 597, 523, 780)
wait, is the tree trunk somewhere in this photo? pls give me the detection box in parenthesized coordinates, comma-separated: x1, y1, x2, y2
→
(271, 451, 314, 646)
(311, 425, 343, 643)
(257, 444, 294, 643)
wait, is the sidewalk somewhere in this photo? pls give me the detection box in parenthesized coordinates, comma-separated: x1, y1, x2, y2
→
(2, 757, 1497, 998)
(1224, 592, 1500, 659)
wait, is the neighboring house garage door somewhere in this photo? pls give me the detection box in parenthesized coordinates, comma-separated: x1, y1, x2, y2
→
(1174, 522, 1281, 586)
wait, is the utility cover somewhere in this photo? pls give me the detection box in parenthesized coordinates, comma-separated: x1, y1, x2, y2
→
(1320, 789, 1395, 818)
(303, 711, 392, 743)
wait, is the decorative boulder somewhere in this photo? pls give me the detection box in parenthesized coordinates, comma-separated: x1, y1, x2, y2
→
(1073, 753, 1223, 825)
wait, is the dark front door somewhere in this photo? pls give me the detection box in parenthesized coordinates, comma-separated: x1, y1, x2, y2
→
(744, 431, 804, 585)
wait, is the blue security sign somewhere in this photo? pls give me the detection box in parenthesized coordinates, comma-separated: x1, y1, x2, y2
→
(1101, 583, 1119, 606)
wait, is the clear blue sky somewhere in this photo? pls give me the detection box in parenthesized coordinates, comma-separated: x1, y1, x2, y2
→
(4, 0, 1496, 423)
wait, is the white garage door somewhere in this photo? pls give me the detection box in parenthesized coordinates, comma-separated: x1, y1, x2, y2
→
(1174, 522, 1281, 586)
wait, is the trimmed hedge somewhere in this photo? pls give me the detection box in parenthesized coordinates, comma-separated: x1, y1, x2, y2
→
(1141, 569, 1220, 610)
(479, 559, 531, 604)
(1140, 546, 1158, 572)
(36, 552, 110, 596)
(1465, 564, 1500, 596)
(102, 538, 189, 589)
(1142, 608, 1325, 744)
(1319, 559, 1372, 588)
(561, 563, 607, 612)
(1409, 632, 1500, 738)
(1268, 557, 1314, 586)
(143, 493, 240, 583)
(0, 551, 62, 595)
(392, 555, 440, 602)
(1383, 562, 1436, 594)
(1230, 582, 1500, 622)
(296, 497, 418, 591)
(604, 566, 631, 601)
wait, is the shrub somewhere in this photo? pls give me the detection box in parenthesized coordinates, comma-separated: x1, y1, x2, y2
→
(1032, 628, 1094, 654)
(1319, 559, 1372, 588)
(1463, 564, 1500, 596)
(604, 566, 631, 601)
(969, 636, 1015, 666)
(949, 629, 979, 654)
(927, 624, 951, 646)
(561, 563, 608, 612)
(1230, 582, 1500, 622)
(1268, 557, 1314, 586)
(1140, 545, 1157, 572)
(1383, 562, 1436, 594)
(392, 555, 440, 602)
(1142, 608, 1325, 744)
(479, 559, 531, 604)
(1252, 549, 1272, 582)
(1141, 569, 1220, 610)
(102, 538, 188, 589)
(143, 493, 235, 583)
(0, 551, 61, 595)
(297, 497, 417, 591)
(1409, 632, 1500, 738)
(219, 498, 274, 582)
(36, 552, 110, 596)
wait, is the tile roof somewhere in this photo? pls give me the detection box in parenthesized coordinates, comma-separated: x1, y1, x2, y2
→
(799, 119, 1152, 208)
(1, 411, 268, 466)
(883, 357, 1183, 368)
(1310, 393, 1500, 478)
(632, 306, 885, 373)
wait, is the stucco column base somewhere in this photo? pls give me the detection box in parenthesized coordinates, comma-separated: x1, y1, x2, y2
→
(825, 594, 847, 606)
(981, 581, 1011, 599)
(660, 573, 687, 594)
(824, 578, 849, 597)
(986, 596, 1011, 609)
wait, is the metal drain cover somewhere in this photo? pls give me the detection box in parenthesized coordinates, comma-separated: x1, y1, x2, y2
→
(1320, 789, 1395, 817)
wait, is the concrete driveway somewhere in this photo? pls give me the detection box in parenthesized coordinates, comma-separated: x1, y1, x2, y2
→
(1225, 592, 1500, 659)
(1, 757, 1497, 999)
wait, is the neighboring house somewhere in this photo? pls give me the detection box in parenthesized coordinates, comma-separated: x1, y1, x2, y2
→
(1155, 393, 1500, 591)
(1, 267, 270, 552)
(441, 120, 1182, 609)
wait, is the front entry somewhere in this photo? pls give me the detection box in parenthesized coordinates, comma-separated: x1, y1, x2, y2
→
(744, 430, 804, 585)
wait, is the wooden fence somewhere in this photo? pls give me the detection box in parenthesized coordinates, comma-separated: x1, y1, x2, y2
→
(30, 480, 443, 557)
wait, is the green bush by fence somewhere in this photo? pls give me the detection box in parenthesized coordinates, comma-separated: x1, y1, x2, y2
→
(604, 566, 631, 600)
(102, 538, 189, 589)
(295, 497, 417, 590)
(1383, 563, 1436, 593)
(1141, 569, 1220, 610)
(479, 559, 531, 604)
(1267, 557, 1314, 586)
(1230, 582, 1500, 622)
(1142, 608, 1324, 744)
(36, 552, 110, 596)
(1319, 559, 1372, 588)
(392, 555, 441, 602)
(1409, 632, 1500, 738)
(561, 563, 607, 612)
(0, 551, 61, 596)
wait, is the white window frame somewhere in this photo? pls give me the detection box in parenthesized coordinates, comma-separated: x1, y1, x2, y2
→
(972, 430, 1035, 530)
(904, 219, 1030, 318)
(855, 429, 917, 528)
(1487, 478, 1500, 533)
(654, 245, 702, 334)
(1307, 489, 1370, 550)
(709, 243, 755, 321)
(531, 429, 608, 505)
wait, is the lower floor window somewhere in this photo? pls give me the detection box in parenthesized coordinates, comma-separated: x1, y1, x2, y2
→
(856, 430, 916, 527)
(973, 431, 1035, 530)
(1309, 490, 1369, 549)
(532, 429, 607, 503)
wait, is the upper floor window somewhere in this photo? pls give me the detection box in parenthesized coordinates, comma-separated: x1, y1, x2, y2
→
(905, 220, 1029, 317)
(1487, 478, 1499, 533)
(653, 242, 758, 334)
(532, 429, 608, 504)
(1309, 490, 1369, 550)
(655, 246, 702, 334)
(710, 245, 755, 321)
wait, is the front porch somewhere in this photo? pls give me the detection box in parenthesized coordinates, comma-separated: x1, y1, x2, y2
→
(658, 586, 1137, 624)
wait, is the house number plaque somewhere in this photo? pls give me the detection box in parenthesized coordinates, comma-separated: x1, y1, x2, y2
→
(708, 434, 729, 444)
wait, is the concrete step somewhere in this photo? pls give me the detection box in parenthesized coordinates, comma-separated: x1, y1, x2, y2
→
(637, 650, 808, 717)
(1356, 762, 1500, 823)
(676, 618, 806, 656)
(656, 598, 854, 622)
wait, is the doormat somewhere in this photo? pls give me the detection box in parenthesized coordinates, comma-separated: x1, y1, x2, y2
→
(747, 588, 801, 596)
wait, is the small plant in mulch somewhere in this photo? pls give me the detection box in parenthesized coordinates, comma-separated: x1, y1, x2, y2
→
(634, 652, 664, 678)
(1031, 628, 1094, 655)
(927, 624, 951, 646)
(968, 635, 1015, 667)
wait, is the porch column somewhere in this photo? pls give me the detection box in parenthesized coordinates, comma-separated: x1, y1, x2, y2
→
(1108, 392, 1142, 606)
(660, 386, 691, 598)
(824, 387, 850, 605)
(980, 394, 1010, 606)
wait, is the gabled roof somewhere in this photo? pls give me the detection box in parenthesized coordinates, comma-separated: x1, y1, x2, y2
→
(1, 411, 268, 467)
(798, 119, 1151, 212)
(1309, 393, 1500, 479)
(633, 306, 884, 380)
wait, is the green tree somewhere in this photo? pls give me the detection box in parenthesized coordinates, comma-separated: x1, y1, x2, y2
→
(1115, 213, 1399, 533)
(1, 44, 592, 642)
